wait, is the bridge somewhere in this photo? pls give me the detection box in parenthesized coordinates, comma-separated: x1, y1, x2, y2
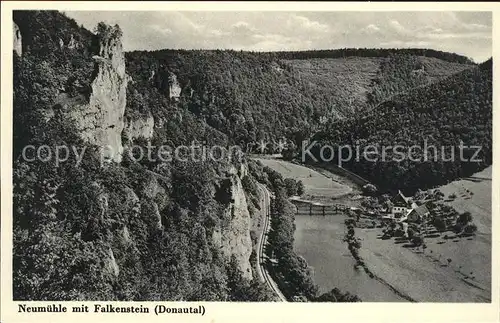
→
(289, 196, 360, 216)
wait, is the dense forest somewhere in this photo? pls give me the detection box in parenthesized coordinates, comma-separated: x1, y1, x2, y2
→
(265, 48, 474, 64)
(310, 59, 492, 193)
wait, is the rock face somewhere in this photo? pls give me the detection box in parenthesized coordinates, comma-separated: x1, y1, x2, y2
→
(68, 34, 78, 49)
(13, 22, 22, 56)
(104, 248, 120, 277)
(213, 165, 253, 280)
(169, 72, 182, 100)
(67, 25, 128, 162)
(124, 114, 155, 142)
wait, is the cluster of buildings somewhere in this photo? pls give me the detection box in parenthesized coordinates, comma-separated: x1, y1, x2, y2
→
(381, 190, 430, 224)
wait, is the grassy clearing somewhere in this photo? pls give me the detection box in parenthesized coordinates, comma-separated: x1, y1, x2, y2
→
(254, 158, 354, 202)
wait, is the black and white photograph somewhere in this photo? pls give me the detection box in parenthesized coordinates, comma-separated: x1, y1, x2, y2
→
(5, 4, 495, 309)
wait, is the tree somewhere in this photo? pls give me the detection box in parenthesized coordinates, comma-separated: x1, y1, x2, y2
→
(314, 288, 361, 302)
(432, 217, 447, 232)
(296, 180, 305, 196)
(362, 184, 377, 195)
(283, 178, 298, 197)
(282, 147, 296, 160)
(407, 223, 419, 239)
(463, 223, 477, 235)
(457, 211, 472, 225)
(411, 235, 424, 247)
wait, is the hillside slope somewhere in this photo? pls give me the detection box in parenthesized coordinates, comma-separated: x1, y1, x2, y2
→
(311, 59, 492, 192)
(126, 49, 472, 149)
(12, 10, 271, 301)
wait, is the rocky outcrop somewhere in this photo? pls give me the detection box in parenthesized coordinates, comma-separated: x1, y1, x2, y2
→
(169, 72, 182, 100)
(59, 34, 80, 50)
(152, 66, 182, 101)
(213, 164, 253, 280)
(104, 248, 120, 277)
(68, 34, 78, 49)
(13, 22, 22, 56)
(124, 114, 155, 142)
(67, 25, 127, 162)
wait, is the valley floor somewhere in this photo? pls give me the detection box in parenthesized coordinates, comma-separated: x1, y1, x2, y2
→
(356, 166, 491, 302)
(356, 227, 490, 302)
(254, 158, 357, 203)
(256, 157, 492, 302)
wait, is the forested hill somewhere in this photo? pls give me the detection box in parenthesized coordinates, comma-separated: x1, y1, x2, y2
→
(310, 58, 492, 193)
(126, 49, 472, 149)
(263, 48, 474, 64)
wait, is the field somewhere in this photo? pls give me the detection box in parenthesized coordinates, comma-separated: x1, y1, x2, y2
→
(438, 166, 492, 235)
(254, 158, 357, 203)
(356, 166, 492, 302)
(254, 157, 492, 301)
(356, 228, 490, 302)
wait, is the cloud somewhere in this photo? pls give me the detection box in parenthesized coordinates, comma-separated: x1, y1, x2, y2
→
(389, 20, 408, 34)
(462, 23, 489, 31)
(150, 24, 172, 35)
(422, 32, 491, 40)
(287, 14, 330, 33)
(361, 24, 381, 34)
(65, 11, 491, 62)
(232, 21, 253, 29)
(418, 26, 443, 33)
(231, 21, 257, 36)
(171, 12, 204, 33)
(249, 33, 312, 51)
(384, 17, 491, 44)
(209, 29, 229, 37)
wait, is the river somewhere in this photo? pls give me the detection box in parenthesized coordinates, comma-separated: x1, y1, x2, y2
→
(294, 211, 407, 302)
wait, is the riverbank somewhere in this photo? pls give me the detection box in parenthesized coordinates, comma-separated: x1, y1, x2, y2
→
(294, 215, 407, 301)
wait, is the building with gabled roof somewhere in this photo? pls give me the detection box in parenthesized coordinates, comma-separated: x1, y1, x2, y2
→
(389, 190, 413, 219)
(407, 204, 430, 223)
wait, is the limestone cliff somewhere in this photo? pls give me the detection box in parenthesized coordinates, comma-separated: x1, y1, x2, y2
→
(151, 66, 182, 101)
(169, 72, 182, 100)
(67, 25, 128, 162)
(213, 164, 253, 280)
(13, 10, 266, 301)
(13, 22, 22, 56)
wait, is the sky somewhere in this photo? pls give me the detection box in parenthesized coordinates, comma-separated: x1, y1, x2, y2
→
(65, 11, 492, 63)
